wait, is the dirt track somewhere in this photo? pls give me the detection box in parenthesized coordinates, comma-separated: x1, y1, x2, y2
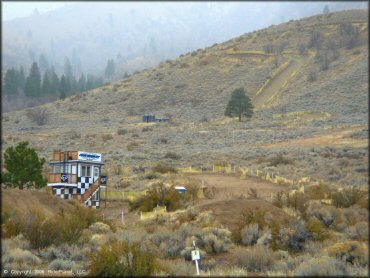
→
(186, 172, 288, 201)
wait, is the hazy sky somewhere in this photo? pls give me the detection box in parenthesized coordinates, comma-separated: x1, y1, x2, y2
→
(2, 1, 73, 21)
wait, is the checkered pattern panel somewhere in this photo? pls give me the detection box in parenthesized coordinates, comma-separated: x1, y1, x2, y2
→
(53, 187, 72, 200)
(78, 177, 93, 194)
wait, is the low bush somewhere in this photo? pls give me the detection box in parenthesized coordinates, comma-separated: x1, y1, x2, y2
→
(163, 152, 181, 160)
(294, 256, 349, 276)
(102, 134, 114, 142)
(130, 182, 181, 212)
(327, 241, 368, 266)
(236, 245, 276, 272)
(306, 217, 331, 241)
(87, 241, 157, 276)
(346, 222, 368, 241)
(305, 202, 336, 227)
(280, 219, 312, 252)
(117, 128, 127, 135)
(268, 154, 293, 167)
(24, 211, 61, 249)
(127, 141, 140, 151)
(49, 259, 76, 270)
(241, 223, 260, 246)
(26, 108, 48, 126)
(152, 163, 177, 174)
(196, 227, 233, 254)
(2, 248, 42, 270)
(331, 187, 364, 208)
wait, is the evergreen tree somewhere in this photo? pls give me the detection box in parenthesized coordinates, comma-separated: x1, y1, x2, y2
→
(59, 74, 68, 99)
(70, 76, 78, 94)
(64, 57, 73, 79)
(78, 74, 86, 92)
(2, 141, 46, 190)
(49, 66, 59, 95)
(38, 54, 49, 72)
(24, 62, 41, 98)
(41, 72, 52, 95)
(104, 59, 115, 78)
(225, 88, 254, 122)
(86, 74, 94, 90)
(4, 68, 18, 98)
(17, 66, 26, 91)
(323, 5, 330, 14)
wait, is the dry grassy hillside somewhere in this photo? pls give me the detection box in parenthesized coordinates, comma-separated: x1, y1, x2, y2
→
(2, 9, 368, 188)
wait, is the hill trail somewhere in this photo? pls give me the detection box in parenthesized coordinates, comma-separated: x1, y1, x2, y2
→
(253, 56, 308, 109)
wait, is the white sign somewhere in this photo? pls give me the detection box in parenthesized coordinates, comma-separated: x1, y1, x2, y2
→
(78, 151, 102, 162)
(191, 250, 200, 261)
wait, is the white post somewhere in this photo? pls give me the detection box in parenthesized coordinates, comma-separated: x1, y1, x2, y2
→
(193, 240, 200, 276)
(195, 259, 200, 276)
(121, 210, 124, 225)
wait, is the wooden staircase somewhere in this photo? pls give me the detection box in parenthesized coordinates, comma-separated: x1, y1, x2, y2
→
(73, 177, 101, 203)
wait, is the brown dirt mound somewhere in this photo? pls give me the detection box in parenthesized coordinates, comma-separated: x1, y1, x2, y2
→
(1, 188, 80, 218)
(197, 198, 289, 232)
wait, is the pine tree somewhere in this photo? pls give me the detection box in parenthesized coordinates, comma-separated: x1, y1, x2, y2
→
(64, 57, 73, 79)
(17, 66, 26, 91)
(104, 59, 115, 78)
(323, 5, 330, 14)
(49, 66, 59, 95)
(225, 88, 254, 122)
(41, 72, 52, 95)
(78, 74, 86, 92)
(4, 68, 18, 98)
(38, 54, 49, 72)
(70, 76, 78, 94)
(2, 141, 46, 189)
(24, 62, 41, 98)
(59, 74, 68, 99)
(86, 74, 94, 90)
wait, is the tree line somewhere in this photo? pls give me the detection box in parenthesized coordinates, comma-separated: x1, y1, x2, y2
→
(3, 60, 103, 101)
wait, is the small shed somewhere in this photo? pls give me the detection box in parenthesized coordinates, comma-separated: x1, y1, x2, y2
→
(175, 186, 187, 194)
(143, 115, 156, 122)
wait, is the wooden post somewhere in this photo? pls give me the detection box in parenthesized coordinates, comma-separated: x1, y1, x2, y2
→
(121, 210, 124, 225)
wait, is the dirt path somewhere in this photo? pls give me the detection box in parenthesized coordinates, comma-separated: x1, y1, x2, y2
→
(253, 57, 307, 109)
(186, 172, 288, 201)
(261, 125, 368, 149)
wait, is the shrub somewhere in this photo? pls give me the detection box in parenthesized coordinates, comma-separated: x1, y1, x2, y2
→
(241, 223, 260, 246)
(305, 202, 335, 227)
(87, 222, 111, 234)
(294, 256, 349, 276)
(163, 152, 181, 160)
(87, 241, 157, 276)
(272, 191, 284, 208)
(49, 259, 75, 270)
(268, 154, 293, 166)
(2, 248, 42, 269)
(2, 209, 24, 238)
(130, 183, 181, 212)
(236, 245, 275, 272)
(102, 134, 113, 142)
(195, 227, 233, 255)
(127, 141, 140, 151)
(346, 222, 368, 241)
(24, 210, 61, 249)
(331, 187, 363, 208)
(308, 70, 317, 82)
(280, 219, 312, 252)
(152, 163, 177, 174)
(307, 217, 331, 241)
(26, 108, 48, 126)
(327, 241, 368, 266)
(117, 128, 127, 135)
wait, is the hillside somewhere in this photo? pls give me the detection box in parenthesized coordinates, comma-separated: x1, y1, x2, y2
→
(3, 2, 366, 76)
(2, 9, 368, 188)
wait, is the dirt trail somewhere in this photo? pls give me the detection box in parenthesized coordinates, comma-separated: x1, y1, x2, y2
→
(186, 172, 288, 201)
(253, 57, 306, 109)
